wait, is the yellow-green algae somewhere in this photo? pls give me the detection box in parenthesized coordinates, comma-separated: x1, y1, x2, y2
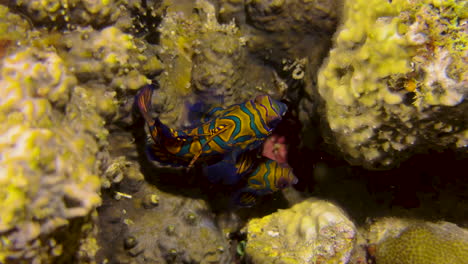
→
(245, 199, 356, 264)
(50, 25, 155, 91)
(318, 0, 467, 168)
(367, 218, 468, 264)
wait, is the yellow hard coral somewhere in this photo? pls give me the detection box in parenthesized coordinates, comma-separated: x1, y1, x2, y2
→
(1, 47, 75, 109)
(0, 5, 31, 45)
(375, 222, 468, 264)
(13, 0, 123, 26)
(82, 0, 113, 14)
(61, 26, 150, 91)
(318, 0, 468, 168)
(0, 46, 106, 263)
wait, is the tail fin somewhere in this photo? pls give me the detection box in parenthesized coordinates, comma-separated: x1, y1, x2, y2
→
(135, 85, 156, 126)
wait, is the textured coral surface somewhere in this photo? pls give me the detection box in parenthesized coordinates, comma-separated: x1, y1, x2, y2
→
(367, 218, 468, 264)
(0, 44, 105, 262)
(245, 199, 356, 264)
(318, 0, 468, 168)
(1, 0, 467, 263)
(0, 2, 153, 262)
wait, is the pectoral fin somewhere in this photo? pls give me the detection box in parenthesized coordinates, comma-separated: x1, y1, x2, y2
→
(187, 124, 230, 169)
(233, 190, 257, 207)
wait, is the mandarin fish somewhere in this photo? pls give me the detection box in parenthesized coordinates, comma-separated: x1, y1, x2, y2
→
(235, 158, 297, 207)
(204, 150, 297, 207)
(136, 84, 288, 168)
(203, 149, 261, 185)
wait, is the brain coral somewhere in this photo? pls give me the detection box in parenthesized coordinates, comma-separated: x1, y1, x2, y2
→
(318, 0, 468, 168)
(0, 46, 106, 262)
(371, 220, 468, 264)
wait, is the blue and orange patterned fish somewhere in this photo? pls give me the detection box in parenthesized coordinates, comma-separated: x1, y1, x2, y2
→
(135, 84, 288, 169)
(236, 159, 297, 207)
(204, 150, 298, 207)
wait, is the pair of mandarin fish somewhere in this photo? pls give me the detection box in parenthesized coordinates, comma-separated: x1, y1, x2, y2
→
(136, 85, 297, 207)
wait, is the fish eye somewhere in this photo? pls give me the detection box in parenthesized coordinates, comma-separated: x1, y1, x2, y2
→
(276, 177, 290, 189)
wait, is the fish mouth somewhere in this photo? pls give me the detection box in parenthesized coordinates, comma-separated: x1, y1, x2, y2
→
(291, 177, 298, 185)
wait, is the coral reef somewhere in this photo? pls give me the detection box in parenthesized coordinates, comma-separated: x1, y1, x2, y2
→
(155, 0, 285, 127)
(367, 218, 468, 264)
(0, 45, 103, 262)
(55, 25, 155, 90)
(318, 0, 468, 168)
(1, 0, 467, 263)
(11, 0, 126, 27)
(0, 5, 31, 45)
(0, 2, 160, 261)
(242, 0, 339, 70)
(245, 198, 356, 264)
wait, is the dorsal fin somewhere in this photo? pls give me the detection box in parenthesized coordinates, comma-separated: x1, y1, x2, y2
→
(135, 85, 156, 127)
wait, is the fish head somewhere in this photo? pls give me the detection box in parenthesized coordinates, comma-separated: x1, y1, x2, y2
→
(274, 167, 298, 190)
(254, 95, 288, 130)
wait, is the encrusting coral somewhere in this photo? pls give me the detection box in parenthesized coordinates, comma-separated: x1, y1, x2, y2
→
(11, 0, 125, 27)
(318, 0, 468, 168)
(0, 1, 161, 261)
(0, 46, 104, 262)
